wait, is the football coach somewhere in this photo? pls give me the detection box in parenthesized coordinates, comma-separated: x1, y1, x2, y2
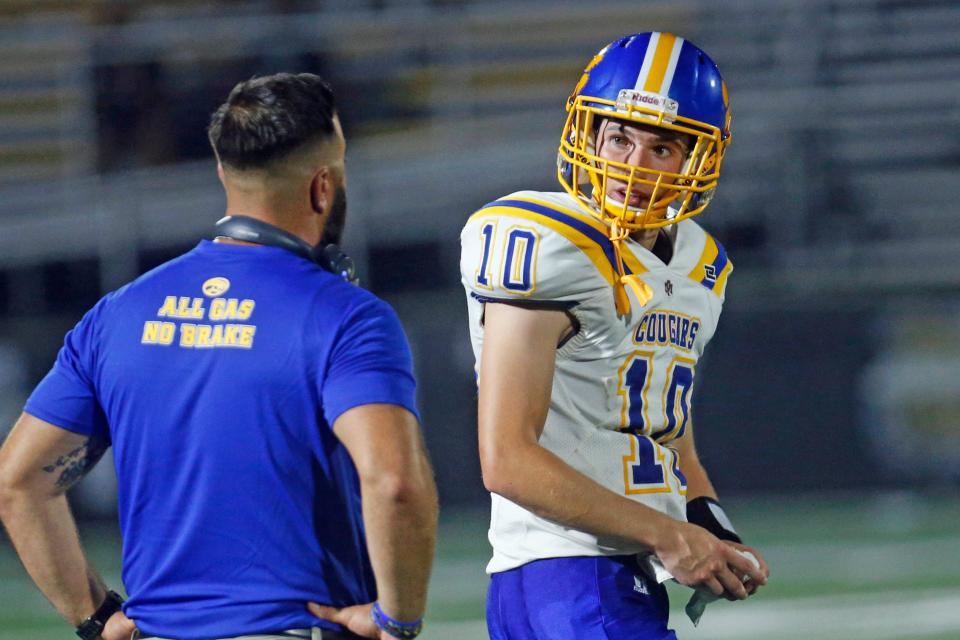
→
(0, 73, 438, 640)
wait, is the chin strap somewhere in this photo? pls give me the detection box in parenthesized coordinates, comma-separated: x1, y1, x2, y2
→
(609, 219, 654, 316)
(610, 220, 632, 316)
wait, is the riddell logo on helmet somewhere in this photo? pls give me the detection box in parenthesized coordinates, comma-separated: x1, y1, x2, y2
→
(616, 90, 678, 117)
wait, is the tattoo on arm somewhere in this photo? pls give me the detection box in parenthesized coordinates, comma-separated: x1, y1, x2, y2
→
(41, 438, 109, 489)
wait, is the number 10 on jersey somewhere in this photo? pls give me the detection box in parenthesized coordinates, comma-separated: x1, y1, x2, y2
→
(617, 351, 695, 442)
(618, 351, 692, 495)
(476, 222, 540, 295)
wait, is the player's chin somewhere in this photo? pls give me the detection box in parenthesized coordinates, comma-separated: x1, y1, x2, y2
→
(603, 194, 652, 214)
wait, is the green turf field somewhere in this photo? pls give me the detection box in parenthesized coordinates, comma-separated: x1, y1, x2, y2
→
(2, 492, 958, 640)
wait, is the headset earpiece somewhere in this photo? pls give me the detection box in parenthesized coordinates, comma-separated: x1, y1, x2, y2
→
(214, 215, 359, 285)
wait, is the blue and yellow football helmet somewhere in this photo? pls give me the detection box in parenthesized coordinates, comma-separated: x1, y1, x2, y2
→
(558, 32, 731, 231)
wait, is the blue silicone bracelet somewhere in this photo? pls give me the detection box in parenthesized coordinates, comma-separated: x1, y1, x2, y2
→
(370, 601, 423, 639)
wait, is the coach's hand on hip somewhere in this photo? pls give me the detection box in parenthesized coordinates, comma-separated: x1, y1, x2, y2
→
(308, 602, 381, 639)
(101, 610, 137, 640)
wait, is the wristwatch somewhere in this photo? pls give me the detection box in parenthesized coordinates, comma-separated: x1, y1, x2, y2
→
(76, 590, 125, 640)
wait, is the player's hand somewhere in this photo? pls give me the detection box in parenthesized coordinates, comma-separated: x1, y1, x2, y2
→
(308, 601, 384, 639)
(654, 520, 767, 600)
(100, 610, 137, 640)
(724, 541, 770, 596)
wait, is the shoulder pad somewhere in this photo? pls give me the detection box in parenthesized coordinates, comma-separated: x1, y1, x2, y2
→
(677, 221, 733, 299)
(460, 192, 621, 302)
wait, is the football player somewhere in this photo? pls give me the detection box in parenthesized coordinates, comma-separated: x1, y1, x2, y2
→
(460, 32, 770, 639)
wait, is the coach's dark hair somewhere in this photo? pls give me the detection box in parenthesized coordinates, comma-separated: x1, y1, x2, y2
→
(208, 73, 337, 170)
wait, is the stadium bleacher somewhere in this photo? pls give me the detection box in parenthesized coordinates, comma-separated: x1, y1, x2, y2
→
(0, 0, 956, 296)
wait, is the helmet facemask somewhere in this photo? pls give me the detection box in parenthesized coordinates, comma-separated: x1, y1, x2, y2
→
(558, 92, 728, 231)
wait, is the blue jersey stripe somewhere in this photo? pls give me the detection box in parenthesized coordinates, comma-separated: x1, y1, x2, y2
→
(485, 199, 632, 276)
(705, 237, 729, 290)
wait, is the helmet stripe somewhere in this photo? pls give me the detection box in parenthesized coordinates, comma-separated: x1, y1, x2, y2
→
(658, 36, 685, 94)
(641, 32, 678, 94)
(633, 32, 660, 92)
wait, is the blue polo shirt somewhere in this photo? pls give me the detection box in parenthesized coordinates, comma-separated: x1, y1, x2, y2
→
(25, 240, 419, 639)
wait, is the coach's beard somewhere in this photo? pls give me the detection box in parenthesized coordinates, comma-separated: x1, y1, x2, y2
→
(320, 184, 347, 247)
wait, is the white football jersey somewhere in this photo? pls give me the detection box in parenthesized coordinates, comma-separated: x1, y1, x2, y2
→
(459, 190, 733, 573)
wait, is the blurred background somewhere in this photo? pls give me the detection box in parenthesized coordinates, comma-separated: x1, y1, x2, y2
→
(1, 0, 959, 638)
